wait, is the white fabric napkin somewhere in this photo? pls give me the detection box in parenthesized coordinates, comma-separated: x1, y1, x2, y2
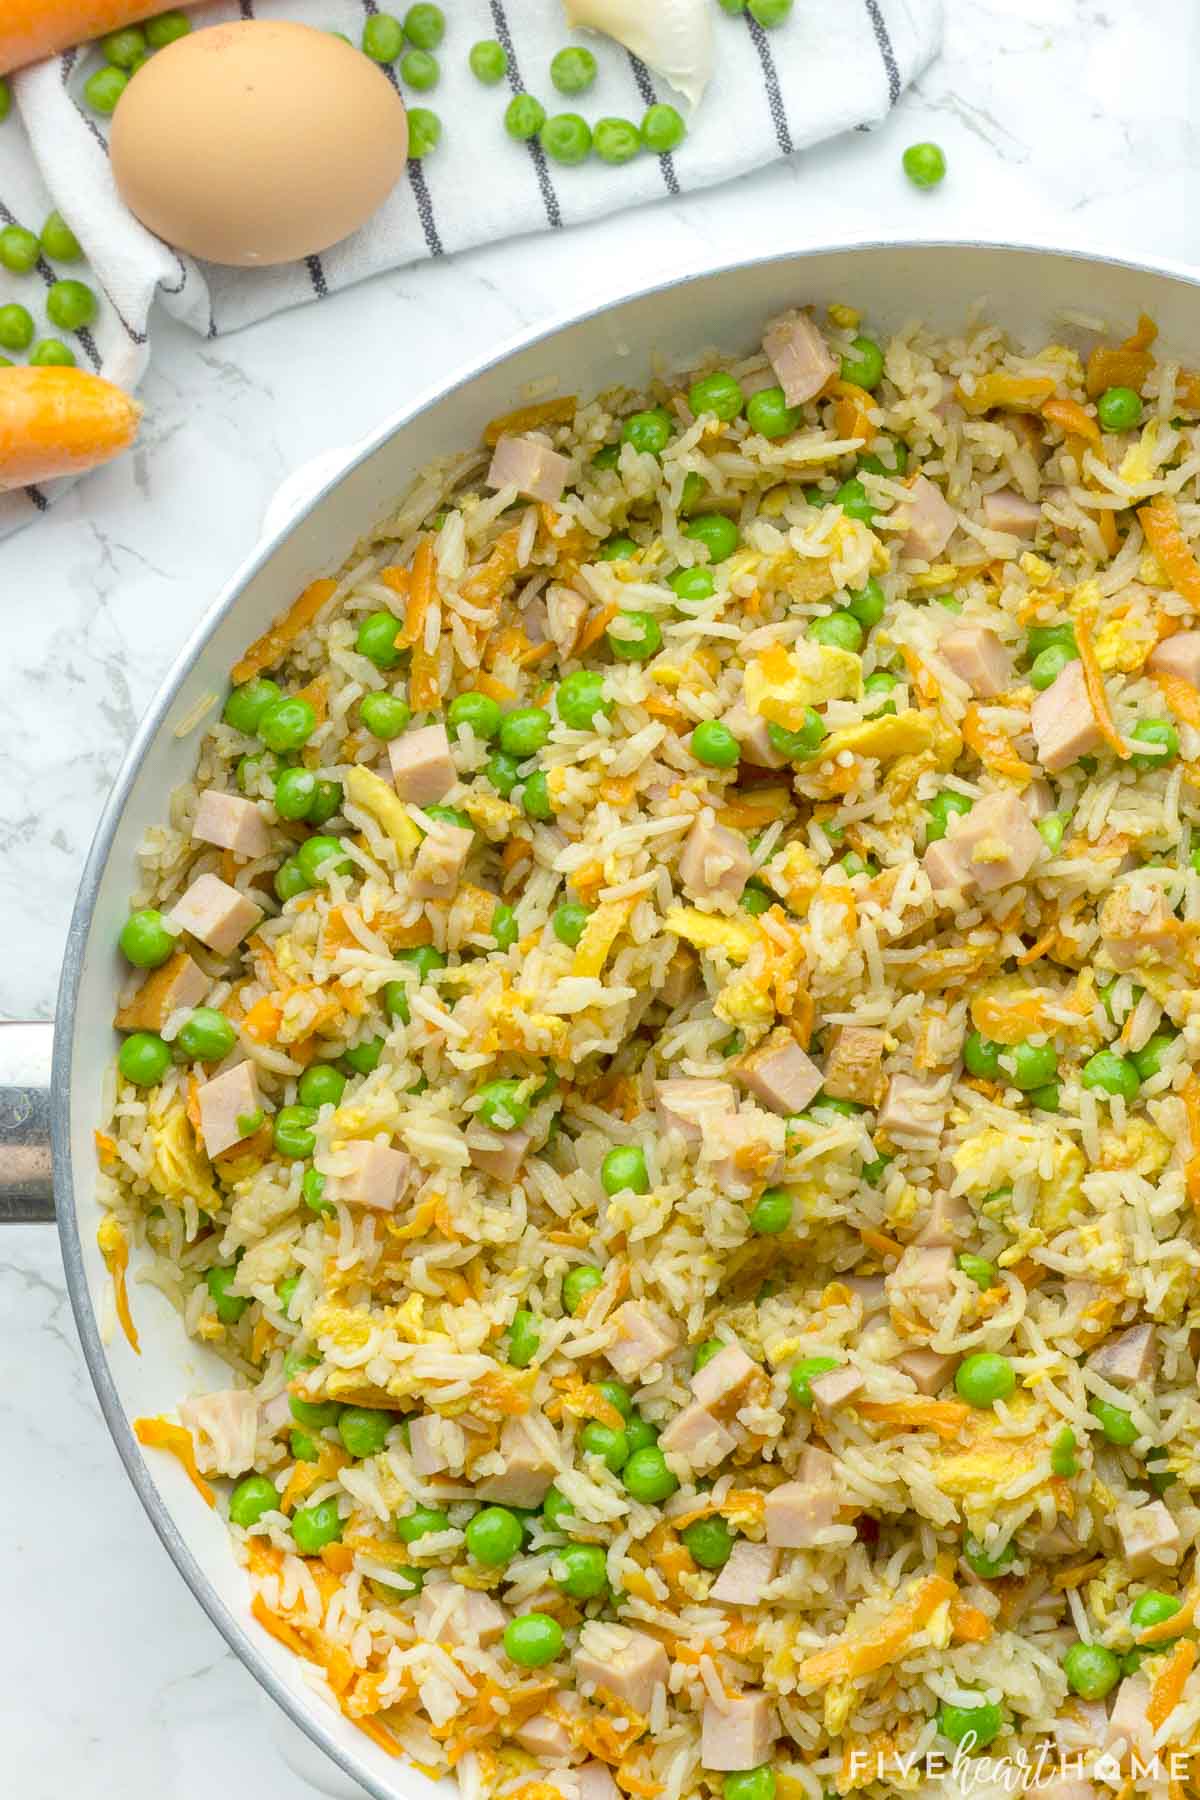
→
(0, 0, 941, 534)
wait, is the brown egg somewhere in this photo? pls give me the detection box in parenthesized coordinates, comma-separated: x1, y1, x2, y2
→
(111, 21, 408, 267)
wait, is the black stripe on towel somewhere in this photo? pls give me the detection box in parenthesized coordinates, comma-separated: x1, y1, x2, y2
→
(0, 195, 102, 371)
(359, 0, 444, 257)
(744, 17, 793, 155)
(25, 485, 50, 512)
(489, 0, 562, 231)
(624, 55, 680, 197)
(863, 0, 902, 106)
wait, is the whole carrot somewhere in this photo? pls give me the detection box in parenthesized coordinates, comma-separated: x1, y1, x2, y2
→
(1, 3, 170, 76)
(0, 366, 142, 490)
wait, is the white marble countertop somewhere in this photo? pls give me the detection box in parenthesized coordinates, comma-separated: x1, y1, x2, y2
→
(4, 1, 1200, 1792)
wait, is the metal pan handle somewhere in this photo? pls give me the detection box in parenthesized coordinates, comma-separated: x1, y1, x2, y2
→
(0, 1020, 54, 1222)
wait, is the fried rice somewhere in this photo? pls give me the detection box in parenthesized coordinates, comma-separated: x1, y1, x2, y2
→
(97, 297, 1200, 1800)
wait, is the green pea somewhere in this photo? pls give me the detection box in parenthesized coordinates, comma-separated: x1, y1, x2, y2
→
(119, 908, 175, 969)
(693, 1339, 724, 1372)
(406, 108, 441, 158)
(600, 1144, 649, 1196)
(465, 1505, 524, 1565)
(745, 384, 799, 439)
(1097, 386, 1142, 431)
(554, 1540, 609, 1598)
(224, 677, 280, 735)
(84, 66, 128, 114)
(862, 1151, 893, 1186)
(146, 12, 192, 48)
(789, 1356, 838, 1406)
(592, 1379, 632, 1421)
(118, 1031, 170, 1086)
(401, 48, 439, 89)
(355, 610, 403, 669)
(1051, 1425, 1078, 1476)
(1027, 1081, 1061, 1112)
(962, 1533, 1014, 1578)
(723, 1771, 775, 1800)
(0, 225, 39, 274)
(552, 901, 591, 947)
(506, 94, 548, 141)
(841, 336, 884, 392)
(302, 1168, 331, 1215)
(599, 533, 638, 563)
(593, 117, 642, 164)
(469, 39, 508, 83)
(46, 279, 98, 332)
(749, 0, 793, 20)
(0, 304, 33, 351)
(228, 1474, 279, 1529)
(258, 695, 316, 752)
(562, 1265, 603, 1315)
(290, 1429, 320, 1463)
(1064, 1642, 1121, 1701)
(1030, 642, 1075, 690)
(551, 46, 597, 94)
(274, 857, 310, 903)
(206, 1264, 248, 1325)
(447, 691, 502, 742)
(557, 668, 611, 729)
(503, 1613, 563, 1668)
(497, 1309, 541, 1374)
(1130, 1590, 1181, 1632)
(475, 1078, 529, 1131)
(177, 1007, 236, 1062)
(688, 370, 744, 422)
(1081, 1049, 1139, 1100)
(404, 3, 444, 47)
(297, 1064, 347, 1111)
(622, 408, 673, 457)
(955, 1352, 1016, 1408)
(957, 1253, 995, 1289)
(0, 78, 10, 123)
(607, 610, 663, 661)
(485, 750, 522, 797)
(275, 1274, 300, 1320)
(491, 904, 519, 951)
(833, 477, 874, 524)
(685, 512, 739, 562)
(742, 881, 772, 915)
(1026, 623, 1077, 659)
(963, 1031, 1002, 1079)
(750, 1187, 792, 1235)
(102, 25, 148, 66)
(863, 669, 899, 714)
(641, 103, 686, 153)
(270, 766, 315, 822)
(691, 719, 740, 767)
(804, 1096, 863, 1121)
(622, 1444, 679, 1503)
(938, 1700, 1002, 1751)
(542, 1485, 574, 1531)
(307, 776, 342, 826)
(859, 437, 908, 477)
(1130, 719, 1179, 769)
(541, 113, 592, 165)
(274, 1104, 318, 1160)
(1132, 1031, 1176, 1082)
(766, 708, 825, 761)
(1038, 813, 1066, 853)
(624, 1415, 657, 1455)
(847, 577, 886, 629)
(396, 1504, 450, 1543)
(40, 210, 82, 262)
(522, 770, 554, 819)
(809, 611, 864, 653)
(293, 1497, 343, 1555)
(1005, 1040, 1057, 1093)
(677, 1515, 734, 1573)
(669, 569, 718, 609)
(902, 141, 947, 189)
(338, 1407, 395, 1459)
(580, 1420, 630, 1472)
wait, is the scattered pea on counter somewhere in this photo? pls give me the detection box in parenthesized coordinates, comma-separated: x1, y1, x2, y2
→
(903, 140, 947, 188)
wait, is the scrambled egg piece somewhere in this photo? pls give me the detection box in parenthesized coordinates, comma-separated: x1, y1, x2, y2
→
(665, 907, 759, 963)
(715, 974, 775, 1030)
(333, 1084, 405, 1142)
(953, 1126, 1085, 1234)
(1118, 420, 1162, 486)
(148, 1104, 219, 1212)
(744, 640, 862, 725)
(1072, 576, 1156, 673)
(572, 899, 633, 979)
(1096, 1117, 1172, 1176)
(822, 710, 934, 764)
(344, 766, 421, 862)
(762, 841, 820, 914)
(934, 1402, 1047, 1523)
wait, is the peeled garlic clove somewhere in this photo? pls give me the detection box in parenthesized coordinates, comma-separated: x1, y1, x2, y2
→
(562, 0, 713, 109)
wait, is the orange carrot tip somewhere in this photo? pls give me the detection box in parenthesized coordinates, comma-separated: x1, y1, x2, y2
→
(0, 367, 142, 491)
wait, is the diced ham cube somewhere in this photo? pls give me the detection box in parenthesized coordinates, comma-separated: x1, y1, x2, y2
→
(1053, 1700, 1108, 1755)
(180, 1388, 260, 1478)
(1099, 886, 1179, 971)
(197, 1061, 261, 1159)
(898, 475, 957, 561)
(1025, 778, 1057, 820)
(654, 1078, 735, 1143)
(411, 822, 473, 899)
(704, 1111, 783, 1196)
(575, 1624, 668, 1716)
(691, 1343, 762, 1411)
(328, 1140, 412, 1212)
(514, 1707, 576, 1758)
(1030, 660, 1103, 773)
(808, 1366, 864, 1410)
(762, 310, 837, 406)
(658, 1401, 737, 1473)
(923, 790, 1043, 898)
(1115, 1499, 1180, 1577)
(114, 950, 210, 1032)
(722, 703, 789, 770)
(845, 1275, 887, 1313)
(702, 1692, 778, 1772)
(568, 1766, 620, 1800)
(407, 1413, 463, 1475)
(1105, 1674, 1154, 1761)
(1148, 630, 1200, 688)
(916, 1189, 971, 1247)
(1089, 1323, 1155, 1386)
(547, 584, 589, 659)
(193, 788, 272, 860)
(895, 1347, 957, 1395)
(487, 433, 570, 504)
(886, 1245, 956, 1319)
(983, 486, 1041, 538)
(477, 1412, 560, 1507)
(764, 1447, 840, 1547)
(604, 1301, 678, 1384)
(876, 1073, 944, 1147)
(388, 725, 457, 806)
(170, 873, 263, 956)
(734, 1027, 822, 1115)
(679, 813, 754, 901)
(939, 625, 1014, 698)
(466, 1122, 533, 1182)
(413, 1582, 507, 1646)
(709, 1540, 779, 1605)
(822, 1025, 886, 1106)
(659, 950, 697, 1008)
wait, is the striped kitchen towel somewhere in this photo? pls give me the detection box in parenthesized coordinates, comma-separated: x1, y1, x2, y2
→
(0, 0, 941, 531)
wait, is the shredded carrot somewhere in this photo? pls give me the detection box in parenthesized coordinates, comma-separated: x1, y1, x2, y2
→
(1125, 313, 1159, 353)
(409, 636, 441, 712)
(399, 535, 435, 649)
(831, 379, 874, 443)
(231, 578, 338, 685)
(1155, 669, 1200, 732)
(576, 600, 619, 655)
(1176, 371, 1200, 412)
(379, 564, 410, 600)
(1141, 1583, 1199, 1646)
(97, 1215, 140, 1354)
(352, 1715, 402, 1757)
(1096, 504, 1120, 558)
(796, 1575, 957, 1688)
(950, 1600, 992, 1643)
(1182, 1074, 1200, 1211)
(1086, 344, 1153, 400)
(643, 693, 685, 724)
(859, 1225, 904, 1260)
(961, 703, 1033, 786)
(900, 643, 939, 705)
(134, 1416, 214, 1506)
(241, 993, 283, 1044)
(718, 789, 792, 830)
(94, 1127, 118, 1168)
(1140, 495, 1200, 610)
(472, 669, 515, 703)
(971, 987, 1047, 1044)
(518, 638, 557, 669)
(1148, 1637, 1196, 1733)
(857, 1399, 970, 1441)
(792, 986, 814, 1050)
(1052, 1558, 1105, 1591)
(462, 526, 522, 606)
(1074, 613, 1128, 757)
(1041, 396, 1100, 442)
(483, 396, 577, 446)
(1018, 923, 1061, 967)
(955, 372, 1057, 416)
